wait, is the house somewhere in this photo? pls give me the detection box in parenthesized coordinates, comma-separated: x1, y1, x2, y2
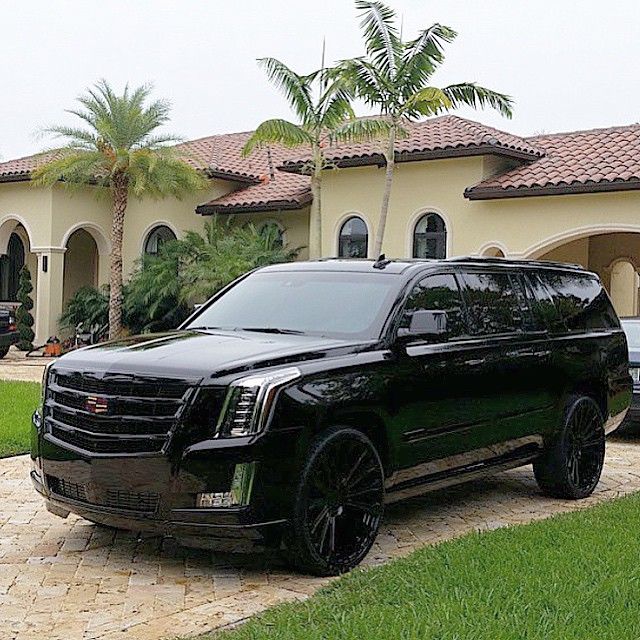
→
(1, 114, 640, 344)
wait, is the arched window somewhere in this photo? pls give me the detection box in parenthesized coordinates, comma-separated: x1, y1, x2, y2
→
(0, 233, 25, 301)
(338, 216, 368, 258)
(413, 213, 447, 259)
(259, 221, 285, 248)
(144, 225, 177, 256)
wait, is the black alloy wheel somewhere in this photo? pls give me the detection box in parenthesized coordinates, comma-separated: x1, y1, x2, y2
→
(288, 427, 384, 576)
(534, 396, 606, 499)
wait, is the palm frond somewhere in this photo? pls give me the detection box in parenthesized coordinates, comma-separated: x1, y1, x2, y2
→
(330, 118, 393, 144)
(31, 150, 109, 189)
(403, 86, 452, 118)
(242, 119, 312, 156)
(398, 24, 457, 87)
(356, 0, 402, 78)
(257, 58, 316, 125)
(442, 83, 514, 118)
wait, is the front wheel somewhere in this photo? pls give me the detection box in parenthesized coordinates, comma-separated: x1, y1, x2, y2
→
(0, 345, 9, 359)
(534, 396, 605, 499)
(286, 427, 384, 576)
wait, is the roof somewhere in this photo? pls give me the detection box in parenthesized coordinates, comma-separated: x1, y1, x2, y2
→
(466, 124, 640, 199)
(0, 151, 57, 183)
(278, 115, 544, 174)
(195, 171, 311, 214)
(4, 117, 640, 213)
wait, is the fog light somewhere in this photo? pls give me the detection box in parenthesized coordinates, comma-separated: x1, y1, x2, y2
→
(196, 462, 257, 508)
(196, 492, 237, 508)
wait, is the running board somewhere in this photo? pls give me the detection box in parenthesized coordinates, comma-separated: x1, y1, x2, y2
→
(385, 438, 542, 504)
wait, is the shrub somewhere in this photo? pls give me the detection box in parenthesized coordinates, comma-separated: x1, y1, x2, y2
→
(15, 267, 35, 350)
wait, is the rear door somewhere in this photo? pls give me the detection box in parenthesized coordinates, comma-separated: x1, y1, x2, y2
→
(456, 268, 553, 445)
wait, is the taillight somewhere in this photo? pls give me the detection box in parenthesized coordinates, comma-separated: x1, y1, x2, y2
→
(8, 316, 16, 331)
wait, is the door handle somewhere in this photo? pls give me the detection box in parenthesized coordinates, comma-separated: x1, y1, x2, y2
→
(465, 358, 485, 367)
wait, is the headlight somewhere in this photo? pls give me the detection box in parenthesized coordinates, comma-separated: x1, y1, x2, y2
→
(216, 367, 301, 437)
(630, 367, 640, 384)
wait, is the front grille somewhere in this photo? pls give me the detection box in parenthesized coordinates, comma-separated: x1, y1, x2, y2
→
(47, 476, 87, 502)
(44, 371, 194, 455)
(47, 475, 159, 513)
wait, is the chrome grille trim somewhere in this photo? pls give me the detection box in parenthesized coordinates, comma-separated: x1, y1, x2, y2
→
(44, 371, 196, 455)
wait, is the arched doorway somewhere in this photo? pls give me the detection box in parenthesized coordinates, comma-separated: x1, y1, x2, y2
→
(63, 229, 99, 306)
(0, 232, 25, 301)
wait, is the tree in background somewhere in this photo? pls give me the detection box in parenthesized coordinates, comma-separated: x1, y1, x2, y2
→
(32, 80, 207, 339)
(243, 56, 390, 258)
(339, 1, 514, 255)
(60, 216, 302, 336)
(15, 267, 35, 350)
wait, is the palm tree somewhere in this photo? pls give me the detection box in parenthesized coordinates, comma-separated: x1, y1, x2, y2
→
(341, 1, 514, 256)
(242, 56, 390, 258)
(32, 80, 206, 338)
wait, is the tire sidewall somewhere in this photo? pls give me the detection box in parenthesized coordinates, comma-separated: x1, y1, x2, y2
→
(558, 396, 605, 499)
(289, 426, 385, 576)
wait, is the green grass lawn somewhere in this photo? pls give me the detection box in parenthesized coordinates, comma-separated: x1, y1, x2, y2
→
(0, 380, 41, 457)
(204, 493, 640, 640)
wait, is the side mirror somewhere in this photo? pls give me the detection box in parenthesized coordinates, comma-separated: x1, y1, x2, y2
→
(398, 310, 448, 342)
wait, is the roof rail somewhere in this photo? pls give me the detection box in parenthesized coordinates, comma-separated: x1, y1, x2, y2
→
(446, 256, 585, 270)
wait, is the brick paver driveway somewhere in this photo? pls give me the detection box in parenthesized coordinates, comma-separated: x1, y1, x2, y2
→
(2, 441, 640, 640)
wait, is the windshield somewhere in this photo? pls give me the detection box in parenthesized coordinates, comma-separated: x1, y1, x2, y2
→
(622, 320, 640, 348)
(186, 270, 400, 340)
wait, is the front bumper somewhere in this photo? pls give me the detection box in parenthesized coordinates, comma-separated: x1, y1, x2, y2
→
(31, 416, 298, 547)
(622, 389, 640, 424)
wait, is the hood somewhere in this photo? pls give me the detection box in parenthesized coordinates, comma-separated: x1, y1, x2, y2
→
(52, 330, 361, 381)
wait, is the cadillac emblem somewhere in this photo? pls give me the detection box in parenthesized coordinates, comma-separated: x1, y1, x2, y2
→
(85, 396, 109, 415)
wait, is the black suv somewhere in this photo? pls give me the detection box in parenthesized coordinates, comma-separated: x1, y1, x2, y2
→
(31, 258, 631, 575)
(0, 307, 18, 359)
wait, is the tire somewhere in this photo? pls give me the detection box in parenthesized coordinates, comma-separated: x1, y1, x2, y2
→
(0, 345, 9, 359)
(534, 395, 606, 499)
(286, 427, 385, 576)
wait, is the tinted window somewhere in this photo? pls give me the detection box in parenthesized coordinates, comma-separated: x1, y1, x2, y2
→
(537, 271, 618, 331)
(525, 272, 564, 331)
(187, 270, 399, 340)
(461, 271, 531, 335)
(400, 273, 466, 338)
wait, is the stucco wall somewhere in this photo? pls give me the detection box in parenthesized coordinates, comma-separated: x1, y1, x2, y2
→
(319, 157, 485, 258)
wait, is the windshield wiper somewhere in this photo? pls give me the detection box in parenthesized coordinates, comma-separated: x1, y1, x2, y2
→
(240, 327, 306, 335)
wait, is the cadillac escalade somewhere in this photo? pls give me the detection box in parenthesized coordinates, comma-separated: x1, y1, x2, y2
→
(31, 257, 632, 575)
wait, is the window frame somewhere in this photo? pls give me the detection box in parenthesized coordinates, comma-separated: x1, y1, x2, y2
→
(143, 225, 177, 256)
(412, 212, 447, 260)
(338, 216, 369, 258)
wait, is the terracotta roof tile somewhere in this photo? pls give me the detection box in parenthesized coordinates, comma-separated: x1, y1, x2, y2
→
(279, 115, 543, 172)
(466, 124, 640, 199)
(0, 151, 57, 182)
(196, 171, 311, 214)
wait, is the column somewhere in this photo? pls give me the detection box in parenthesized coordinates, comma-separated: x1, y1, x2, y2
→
(33, 248, 66, 345)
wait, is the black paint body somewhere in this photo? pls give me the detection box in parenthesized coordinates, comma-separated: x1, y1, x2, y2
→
(31, 258, 632, 546)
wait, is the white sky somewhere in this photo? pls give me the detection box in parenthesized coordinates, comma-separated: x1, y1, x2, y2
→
(1, 0, 638, 159)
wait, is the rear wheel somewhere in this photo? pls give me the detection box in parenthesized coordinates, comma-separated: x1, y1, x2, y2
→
(534, 396, 605, 499)
(286, 427, 384, 576)
(0, 345, 9, 359)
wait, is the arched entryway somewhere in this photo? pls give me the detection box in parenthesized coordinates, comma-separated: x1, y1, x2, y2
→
(0, 233, 25, 301)
(63, 229, 99, 306)
(531, 231, 640, 317)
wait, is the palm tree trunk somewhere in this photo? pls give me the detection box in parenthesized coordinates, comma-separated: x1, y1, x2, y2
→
(309, 146, 323, 259)
(373, 126, 396, 258)
(108, 173, 128, 339)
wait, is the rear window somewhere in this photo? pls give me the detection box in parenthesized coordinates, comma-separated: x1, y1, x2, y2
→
(536, 271, 619, 331)
(459, 271, 532, 335)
